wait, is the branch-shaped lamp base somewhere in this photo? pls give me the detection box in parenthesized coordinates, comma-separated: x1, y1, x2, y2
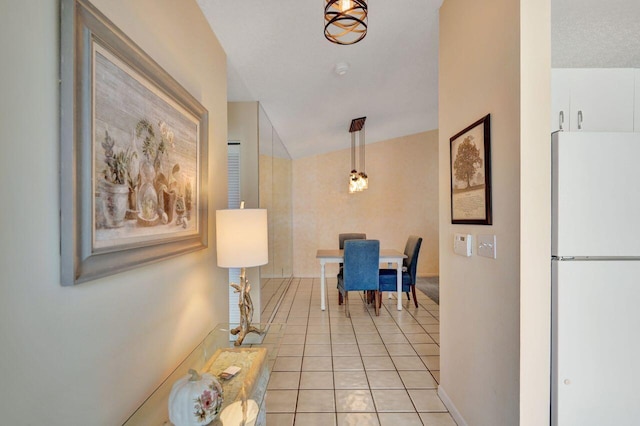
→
(230, 267, 264, 346)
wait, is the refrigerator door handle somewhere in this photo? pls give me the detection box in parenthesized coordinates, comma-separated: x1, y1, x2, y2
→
(577, 110, 583, 130)
(559, 111, 564, 130)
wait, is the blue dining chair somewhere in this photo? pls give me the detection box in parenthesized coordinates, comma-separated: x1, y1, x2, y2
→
(337, 233, 366, 305)
(337, 239, 380, 317)
(378, 236, 423, 308)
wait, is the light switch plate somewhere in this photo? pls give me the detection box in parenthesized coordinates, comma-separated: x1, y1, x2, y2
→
(454, 233, 472, 256)
(477, 234, 497, 259)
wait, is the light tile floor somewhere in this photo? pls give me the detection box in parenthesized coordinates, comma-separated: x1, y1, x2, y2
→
(265, 278, 457, 426)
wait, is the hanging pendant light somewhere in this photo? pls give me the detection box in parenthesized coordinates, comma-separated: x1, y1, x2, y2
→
(349, 130, 359, 194)
(324, 0, 368, 45)
(357, 123, 368, 190)
(348, 117, 367, 193)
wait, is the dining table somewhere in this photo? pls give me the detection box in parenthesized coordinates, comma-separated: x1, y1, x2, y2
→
(316, 249, 407, 311)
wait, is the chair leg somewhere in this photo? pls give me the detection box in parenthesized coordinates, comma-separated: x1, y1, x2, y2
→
(344, 292, 350, 318)
(406, 292, 410, 301)
(338, 292, 343, 305)
(374, 291, 380, 316)
(412, 285, 418, 308)
(377, 291, 382, 310)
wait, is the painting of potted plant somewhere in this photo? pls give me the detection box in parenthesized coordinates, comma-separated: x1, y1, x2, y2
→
(60, 1, 208, 285)
(100, 129, 135, 228)
(136, 118, 185, 224)
(175, 195, 186, 227)
(126, 133, 140, 219)
(185, 178, 193, 220)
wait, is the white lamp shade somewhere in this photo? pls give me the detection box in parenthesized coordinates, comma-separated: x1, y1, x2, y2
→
(216, 209, 269, 268)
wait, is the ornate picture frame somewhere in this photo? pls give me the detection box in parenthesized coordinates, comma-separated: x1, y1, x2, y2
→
(60, 0, 208, 285)
(450, 114, 492, 225)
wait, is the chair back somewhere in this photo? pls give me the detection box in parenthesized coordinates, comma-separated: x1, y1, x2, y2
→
(343, 240, 380, 292)
(403, 236, 423, 284)
(339, 233, 367, 249)
(339, 233, 366, 270)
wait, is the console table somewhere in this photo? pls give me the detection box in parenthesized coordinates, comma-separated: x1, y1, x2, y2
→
(124, 323, 284, 426)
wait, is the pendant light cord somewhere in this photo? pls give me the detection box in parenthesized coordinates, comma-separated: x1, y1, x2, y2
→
(360, 126, 365, 174)
(351, 132, 356, 171)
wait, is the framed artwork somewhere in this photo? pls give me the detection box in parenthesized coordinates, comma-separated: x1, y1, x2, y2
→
(60, 0, 208, 285)
(450, 114, 492, 225)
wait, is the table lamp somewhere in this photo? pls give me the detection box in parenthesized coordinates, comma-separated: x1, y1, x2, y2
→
(216, 205, 268, 346)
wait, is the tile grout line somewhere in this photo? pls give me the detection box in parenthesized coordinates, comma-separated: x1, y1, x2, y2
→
(268, 277, 448, 424)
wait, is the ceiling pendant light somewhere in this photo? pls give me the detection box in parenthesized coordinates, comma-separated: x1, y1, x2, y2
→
(357, 121, 368, 190)
(324, 0, 368, 45)
(349, 129, 359, 194)
(348, 117, 367, 193)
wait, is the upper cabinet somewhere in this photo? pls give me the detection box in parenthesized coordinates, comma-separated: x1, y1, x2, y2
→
(551, 69, 572, 132)
(551, 68, 636, 132)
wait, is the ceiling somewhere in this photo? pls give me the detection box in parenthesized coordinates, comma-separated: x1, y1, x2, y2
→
(197, 0, 640, 159)
(197, 0, 443, 159)
(552, 0, 640, 68)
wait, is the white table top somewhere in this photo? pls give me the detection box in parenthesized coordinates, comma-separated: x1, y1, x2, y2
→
(316, 249, 406, 260)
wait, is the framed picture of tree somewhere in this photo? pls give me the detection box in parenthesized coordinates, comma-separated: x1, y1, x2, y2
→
(450, 114, 492, 225)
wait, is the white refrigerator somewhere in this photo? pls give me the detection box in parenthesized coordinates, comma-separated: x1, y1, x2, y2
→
(552, 131, 640, 425)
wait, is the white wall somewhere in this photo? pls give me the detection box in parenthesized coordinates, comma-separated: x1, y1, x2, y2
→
(520, 1, 551, 423)
(438, 1, 550, 425)
(0, 1, 229, 424)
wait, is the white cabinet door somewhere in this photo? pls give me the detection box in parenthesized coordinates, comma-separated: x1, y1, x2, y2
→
(551, 69, 571, 132)
(635, 69, 640, 131)
(569, 68, 635, 132)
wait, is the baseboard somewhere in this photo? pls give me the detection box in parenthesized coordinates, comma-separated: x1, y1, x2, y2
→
(438, 385, 468, 426)
(418, 273, 438, 278)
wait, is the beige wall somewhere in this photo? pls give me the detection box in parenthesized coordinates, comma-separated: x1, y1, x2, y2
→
(439, 0, 550, 425)
(293, 130, 439, 278)
(228, 102, 260, 210)
(227, 102, 261, 318)
(439, 0, 521, 424)
(0, 1, 229, 424)
(259, 104, 294, 279)
(260, 154, 294, 278)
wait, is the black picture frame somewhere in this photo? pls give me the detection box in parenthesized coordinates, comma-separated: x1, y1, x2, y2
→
(450, 114, 492, 225)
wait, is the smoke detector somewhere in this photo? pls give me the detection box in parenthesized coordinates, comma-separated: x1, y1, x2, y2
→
(335, 62, 350, 76)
